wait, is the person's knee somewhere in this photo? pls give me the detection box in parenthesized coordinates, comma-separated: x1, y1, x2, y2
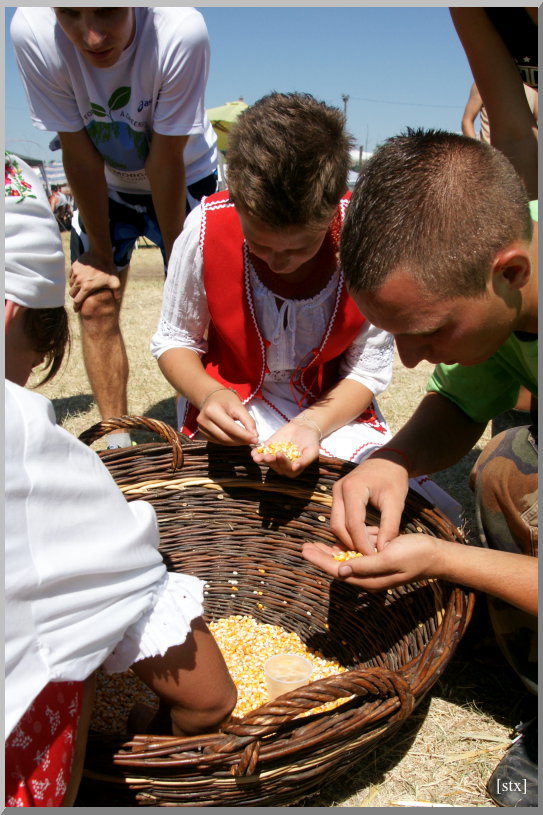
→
(472, 426, 538, 556)
(471, 426, 537, 492)
(170, 678, 237, 735)
(78, 289, 121, 332)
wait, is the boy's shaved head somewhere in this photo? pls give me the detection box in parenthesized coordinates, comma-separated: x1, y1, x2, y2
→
(341, 128, 532, 299)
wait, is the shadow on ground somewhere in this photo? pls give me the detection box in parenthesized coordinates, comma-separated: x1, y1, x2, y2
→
(435, 596, 534, 728)
(299, 695, 432, 806)
(51, 393, 94, 425)
(301, 597, 533, 807)
(145, 396, 177, 427)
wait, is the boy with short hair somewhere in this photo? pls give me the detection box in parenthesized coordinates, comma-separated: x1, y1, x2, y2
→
(152, 91, 394, 474)
(304, 128, 537, 805)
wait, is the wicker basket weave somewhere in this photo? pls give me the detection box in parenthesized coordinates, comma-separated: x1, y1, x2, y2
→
(78, 416, 474, 807)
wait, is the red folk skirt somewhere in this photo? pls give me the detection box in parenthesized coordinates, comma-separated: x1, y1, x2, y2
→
(5, 680, 84, 807)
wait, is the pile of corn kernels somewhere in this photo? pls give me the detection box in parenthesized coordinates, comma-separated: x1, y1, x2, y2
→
(333, 550, 364, 562)
(255, 441, 301, 461)
(209, 614, 348, 719)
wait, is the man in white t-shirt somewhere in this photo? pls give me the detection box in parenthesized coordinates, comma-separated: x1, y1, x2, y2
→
(11, 7, 218, 447)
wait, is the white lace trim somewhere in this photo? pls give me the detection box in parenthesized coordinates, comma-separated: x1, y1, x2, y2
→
(103, 572, 204, 673)
(153, 316, 206, 356)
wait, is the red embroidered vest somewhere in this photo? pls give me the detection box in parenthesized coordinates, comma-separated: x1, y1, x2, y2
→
(182, 190, 365, 436)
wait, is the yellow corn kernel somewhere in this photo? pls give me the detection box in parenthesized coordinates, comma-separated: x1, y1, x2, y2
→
(333, 550, 364, 562)
(255, 441, 301, 462)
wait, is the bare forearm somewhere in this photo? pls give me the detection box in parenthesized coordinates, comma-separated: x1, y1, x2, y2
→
(158, 348, 221, 409)
(461, 115, 477, 139)
(436, 541, 538, 615)
(146, 134, 188, 263)
(147, 165, 186, 262)
(59, 134, 112, 262)
(461, 85, 482, 138)
(379, 392, 487, 477)
(450, 7, 538, 198)
(299, 379, 375, 438)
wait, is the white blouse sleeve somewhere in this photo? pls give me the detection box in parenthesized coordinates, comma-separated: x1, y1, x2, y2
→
(340, 321, 395, 397)
(150, 205, 209, 360)
(5, 382, 204, 736)
(102, 569, 204, 674)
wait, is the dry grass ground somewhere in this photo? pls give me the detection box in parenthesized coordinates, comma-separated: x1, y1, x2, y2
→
(42, 235, 533, 808)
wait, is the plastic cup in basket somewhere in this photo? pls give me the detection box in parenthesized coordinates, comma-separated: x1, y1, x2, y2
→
(264, 653, 313, 701)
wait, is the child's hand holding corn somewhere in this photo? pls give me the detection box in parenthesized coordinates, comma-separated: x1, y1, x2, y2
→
(251, 413, 323, 478)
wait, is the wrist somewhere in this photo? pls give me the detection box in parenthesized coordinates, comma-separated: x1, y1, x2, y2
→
(290, 412, 323, 441)
(428, 538, 453, 581)
(199, 385, 239, 411)
(369, 446, 412, 473)
(83, 244, 115, 267)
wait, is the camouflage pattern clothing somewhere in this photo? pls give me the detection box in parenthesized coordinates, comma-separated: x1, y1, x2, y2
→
(470, 424, 538, 693)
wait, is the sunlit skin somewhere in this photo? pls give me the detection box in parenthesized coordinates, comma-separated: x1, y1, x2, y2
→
(53, 7, 136, 69)
(237, 209, 332, 280)
(348, 242, 536, 369)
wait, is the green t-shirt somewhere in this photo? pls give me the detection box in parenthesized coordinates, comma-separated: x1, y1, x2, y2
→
(427, 333, 537, 422)
(426, 201, 538, 423)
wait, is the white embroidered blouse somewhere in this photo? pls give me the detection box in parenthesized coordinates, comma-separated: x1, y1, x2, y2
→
(151, 206, 394, 398)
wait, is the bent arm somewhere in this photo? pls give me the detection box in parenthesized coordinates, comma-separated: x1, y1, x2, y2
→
(59, 130, 114, 268)
(158, 346, 219, 408)
(450, 7, 538, 198)
(378, 391, 487, 477)
(461, 83, 483, 138)
(252, 378, 377, 478)
(130, 617, 237, 736)
(297, 378, 376, 440)
(330, 392, 486, 552)
(146, 132, 189, 263)
(158, 347, 258, 444)
(255, 321, 395, 476)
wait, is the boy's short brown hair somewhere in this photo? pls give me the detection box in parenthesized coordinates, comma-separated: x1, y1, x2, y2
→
(226, 92, 353, 230)
(341, 128, 533, 299)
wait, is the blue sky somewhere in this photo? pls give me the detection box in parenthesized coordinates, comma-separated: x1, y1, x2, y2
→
(5, 6, 475, 163)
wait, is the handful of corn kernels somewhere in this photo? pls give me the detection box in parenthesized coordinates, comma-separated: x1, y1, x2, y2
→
(333, 550, 364, 562)
(255, 441, 301, 462)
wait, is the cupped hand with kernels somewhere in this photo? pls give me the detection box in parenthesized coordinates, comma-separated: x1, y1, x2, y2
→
(304, 532, 447, 593)
(251, 415, 322, 478)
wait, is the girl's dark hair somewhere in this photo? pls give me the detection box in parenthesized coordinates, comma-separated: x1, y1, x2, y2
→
(24, 306, 70, 386)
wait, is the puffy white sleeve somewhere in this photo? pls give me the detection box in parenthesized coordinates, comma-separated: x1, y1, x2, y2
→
(340, 321, 395, 397)
(5, 382, 204, 737)
(150, 205, 209, 360)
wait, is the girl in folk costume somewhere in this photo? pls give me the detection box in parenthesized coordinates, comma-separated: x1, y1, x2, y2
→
(5, 154, 236, 807)
(151, 93, 459, 518)
(153, 93, 392, 466)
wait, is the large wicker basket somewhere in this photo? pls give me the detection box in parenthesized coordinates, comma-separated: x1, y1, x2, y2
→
(78, 416, 474, 807)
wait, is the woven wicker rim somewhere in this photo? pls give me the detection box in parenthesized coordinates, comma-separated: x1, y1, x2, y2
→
(79, 416, 475, 801)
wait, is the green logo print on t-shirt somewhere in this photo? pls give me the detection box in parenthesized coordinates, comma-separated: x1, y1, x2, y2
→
(86, 86, 149, 171)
